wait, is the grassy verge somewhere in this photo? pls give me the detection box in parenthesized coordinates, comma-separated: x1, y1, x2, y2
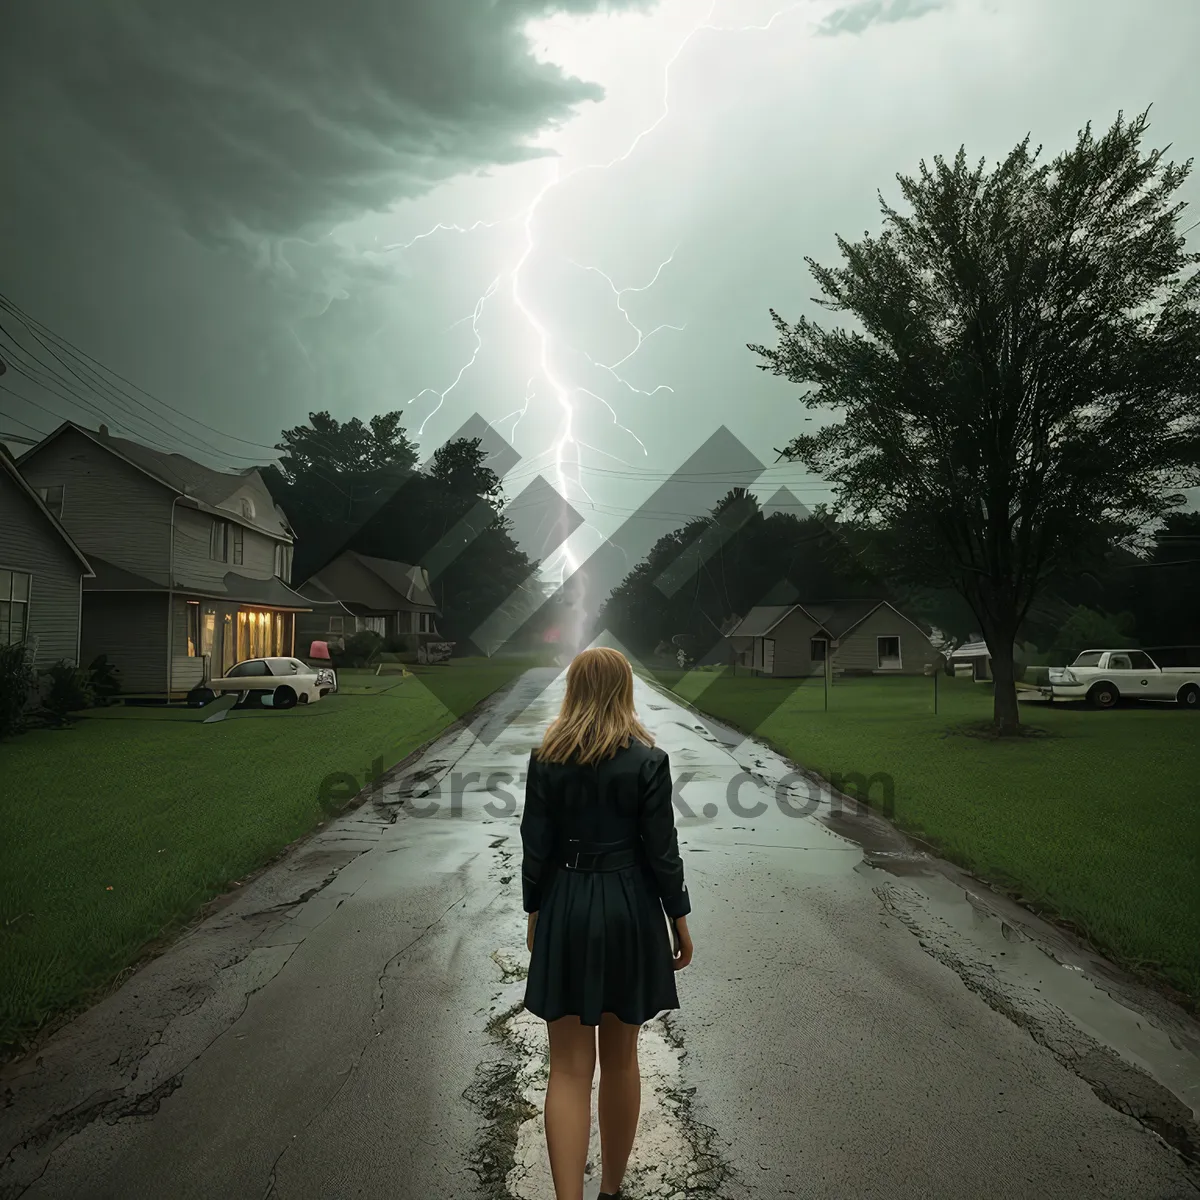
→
(0, 656, 537, 1054)
(646, 667, 1200, 1006)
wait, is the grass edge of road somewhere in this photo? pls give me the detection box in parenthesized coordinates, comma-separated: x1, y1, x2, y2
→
(0, 659, 536, 1063)
(639, 670, 1200, 1014)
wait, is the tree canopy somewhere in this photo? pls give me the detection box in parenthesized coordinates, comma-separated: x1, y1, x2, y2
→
(262, 412, 532, 647)
(749, 109, 1200, 732)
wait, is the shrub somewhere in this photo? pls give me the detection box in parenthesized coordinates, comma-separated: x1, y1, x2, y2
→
(87, 654, 121, 702)
(0, 643, 36, 739)
(40, 660, 96, 726)
(331, 630, 383, 669)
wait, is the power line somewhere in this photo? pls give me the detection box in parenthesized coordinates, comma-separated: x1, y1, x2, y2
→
(0, 292, 285, 455)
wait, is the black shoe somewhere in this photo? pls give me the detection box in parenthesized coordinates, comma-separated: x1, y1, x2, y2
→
(598, 1193, 622, 1199)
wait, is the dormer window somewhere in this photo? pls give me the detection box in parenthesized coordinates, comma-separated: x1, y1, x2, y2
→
(240, 497, 255, 520)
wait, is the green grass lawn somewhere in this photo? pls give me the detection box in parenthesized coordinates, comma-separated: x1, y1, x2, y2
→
(646, 666, 1200, 1006)
(0, 656, 536, 1055)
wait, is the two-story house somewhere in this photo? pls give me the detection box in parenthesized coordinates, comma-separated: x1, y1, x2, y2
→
(17, 422, 338, 696)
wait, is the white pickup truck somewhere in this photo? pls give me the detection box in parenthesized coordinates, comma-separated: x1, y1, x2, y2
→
(1033, 649, 1200, 709)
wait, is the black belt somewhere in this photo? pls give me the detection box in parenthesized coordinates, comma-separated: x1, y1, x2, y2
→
(560, 843, 638, 872)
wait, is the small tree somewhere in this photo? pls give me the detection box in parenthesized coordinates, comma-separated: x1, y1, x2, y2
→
(749, 109, 1200, 734)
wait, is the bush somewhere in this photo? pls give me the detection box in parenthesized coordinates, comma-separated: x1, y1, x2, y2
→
(331, 630, 383, 669)
(87, 654, 121, 702)
(383, 632, 419, 654)
(0, 643, 36, 739)
(40, 660, 96, 726)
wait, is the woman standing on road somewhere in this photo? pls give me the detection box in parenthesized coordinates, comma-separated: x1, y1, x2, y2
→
(521, 646, 693, 1200)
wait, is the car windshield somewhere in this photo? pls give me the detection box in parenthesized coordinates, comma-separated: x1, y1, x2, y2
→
(1072, 652, 1103, 667)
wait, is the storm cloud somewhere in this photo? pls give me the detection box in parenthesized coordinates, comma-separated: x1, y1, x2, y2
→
(3, 0, 653, 241)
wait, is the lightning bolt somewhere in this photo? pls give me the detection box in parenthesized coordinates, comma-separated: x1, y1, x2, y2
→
(397, 0, 809, 588)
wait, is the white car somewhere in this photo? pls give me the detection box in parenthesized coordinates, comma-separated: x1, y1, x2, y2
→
(1029, 649, 1200, 709)
(199, 657, 338, 709)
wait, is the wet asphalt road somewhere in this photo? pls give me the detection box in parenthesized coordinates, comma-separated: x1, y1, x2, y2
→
(2, 667, 1199, 1200)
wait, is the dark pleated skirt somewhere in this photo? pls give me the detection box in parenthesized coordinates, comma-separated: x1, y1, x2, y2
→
(524, 860, 679, 1027)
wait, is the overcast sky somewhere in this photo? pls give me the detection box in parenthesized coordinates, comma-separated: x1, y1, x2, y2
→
(2, 0, 1198, 575)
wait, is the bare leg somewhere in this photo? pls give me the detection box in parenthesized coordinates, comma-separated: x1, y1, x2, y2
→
(545, 1016, 597, 1200)
(597, 1012, 641, 1195)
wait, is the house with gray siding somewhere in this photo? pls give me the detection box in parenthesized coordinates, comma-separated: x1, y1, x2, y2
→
(727, 599, 941, 677)
(295, 551, 440, 656)
(17, 422, 340, 695)
(0, 450, 94, 667)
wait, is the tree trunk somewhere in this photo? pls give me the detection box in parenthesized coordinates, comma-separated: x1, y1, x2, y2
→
(989, 640, 1021, 735)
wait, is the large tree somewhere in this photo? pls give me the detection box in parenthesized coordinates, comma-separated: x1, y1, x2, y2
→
(749, 109, 1200, 733)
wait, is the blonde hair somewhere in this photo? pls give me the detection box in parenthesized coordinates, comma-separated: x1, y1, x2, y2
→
(535, 647, 654, 766)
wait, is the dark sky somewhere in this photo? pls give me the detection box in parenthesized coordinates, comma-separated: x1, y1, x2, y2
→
(2, 0, 1198, 572)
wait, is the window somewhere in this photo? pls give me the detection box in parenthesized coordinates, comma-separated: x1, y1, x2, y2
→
(36, 485, 64, 519)
(1127, 651, 1155, 670)
(329, 616, 344, 634)
(201, 609, 216, 657)
(231, 525, 243, 566)
(877, 636, 902, 668)
(419, 612, 435, 634)
(0, 569, 32, 646)
(240, 496, 255, 520)
(273, 543, 293, 581)
(357, 615, 386, 636)
(210, 519, 229, 562)
(228, 659, 269, 678)
(810, 638, 827, 661)
(1109, 654, 1132, 670)
(186, 602, 201, 656)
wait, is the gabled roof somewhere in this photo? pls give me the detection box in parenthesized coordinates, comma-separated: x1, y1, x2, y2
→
(728, 605, 795, 637)
(728, 599, 931, 642)
(304, 550, 439, 613)
(1, 452, 94, 575)
(351, 552, 438, 610)
(18, 422, 290, 540)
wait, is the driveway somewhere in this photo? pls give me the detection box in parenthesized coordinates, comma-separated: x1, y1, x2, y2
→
(2, 667, 1198, 1199)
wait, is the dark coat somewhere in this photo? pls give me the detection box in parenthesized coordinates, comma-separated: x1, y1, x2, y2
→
(520, 741, 691, 919)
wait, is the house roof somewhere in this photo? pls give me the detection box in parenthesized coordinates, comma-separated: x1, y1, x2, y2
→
(728, 599, 932, 642)
(1, 452, 95, 575)
(304, 550, 439, 613)
(352, 552, 438, 610)
(951, 640, 991, 658)
(799, 600, 883, 639)
(18, 422, 291, 541)
(84, 555, 161, 591)
(728, 605, 796, 637)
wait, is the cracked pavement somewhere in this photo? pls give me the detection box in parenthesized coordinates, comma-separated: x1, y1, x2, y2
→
(2, 666, 1199, 1199)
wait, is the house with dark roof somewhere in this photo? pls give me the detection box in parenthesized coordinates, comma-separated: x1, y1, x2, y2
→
(726, 599, 941, 677)
(16, 422, 344, 694)
(0, 449, 95, 667)
(295, 550, 440, 655)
